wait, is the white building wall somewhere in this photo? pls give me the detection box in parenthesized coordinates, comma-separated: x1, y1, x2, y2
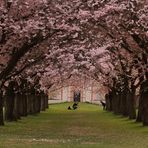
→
(83, 86, 92, 102)
(62, 87, 70, 101)
(48, 83, 105, 103)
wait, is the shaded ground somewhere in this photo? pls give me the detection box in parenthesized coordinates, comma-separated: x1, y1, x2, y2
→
(0, 102, 148, 148)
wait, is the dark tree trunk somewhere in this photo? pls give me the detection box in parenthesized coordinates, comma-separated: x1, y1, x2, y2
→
(41, 93, 48, 109)
(141, 80, 148, 126)
(36, 95, 41, 113)
(120, 89, 128, 117)
(33, 96, 36, 114)
(136, 80, 148, 124)
(113, 92, 120, 115)
(108, 91, 112, 111)
(111, 89, 116, 113)
(136, 82, 145, 122)
(45, 94, 49, 109)
(18, 95, 27, 117)
(128, 87, 136, 119)
(120, 77, 130, 117)
(15, 93, 21, 120)
(105, 93, 110, 111)
(30, 95, 37, 114)
(27, 94, 31, 114)
(0, 91, 4, 125)
(142, 92, 148, 125)
(5, 95, 17, 121)
(13, 93, 21, 120)
(136, 95, 143, 122)
(5, 81, 17, 121)
(18, 94, 24, 116)
(106, 92, 113, 111)
(116, 93, 121, 114)
(22, 95, 28, 116)
(30, 95, 35, 114)
(41, 94, 46, 111)
(34, 95, 37, 113)
(119, 93, 123, 115)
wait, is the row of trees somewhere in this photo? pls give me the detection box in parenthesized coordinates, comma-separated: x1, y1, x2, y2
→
(105, 53, 148, 125)
(4, 78, 48, 122)
(0, 73, 49, 124)
(0, 0, 147, 126)
(99, 1, 148, 126)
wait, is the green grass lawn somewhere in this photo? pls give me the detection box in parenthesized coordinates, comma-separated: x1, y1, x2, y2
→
(0, 102, 148, 148)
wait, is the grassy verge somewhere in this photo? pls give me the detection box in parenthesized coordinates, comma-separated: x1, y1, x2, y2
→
(0, 102, 148, 148)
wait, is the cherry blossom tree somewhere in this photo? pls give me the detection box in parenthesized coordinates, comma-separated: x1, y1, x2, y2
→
(0, 0, 147, 126)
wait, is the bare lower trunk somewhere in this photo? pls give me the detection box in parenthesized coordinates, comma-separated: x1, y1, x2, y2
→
(128, 88, 136, 119)
(36, 95, 41, 113)
(108, 92, 112, 111)
(111, 90, 116, 113)
(0, 91, 4, 125)
(27, 95, 31, 114)
(13, 94, 20, 120)
(15, 94, 21, 120)
(30, 95, 35, 114)
(121, 90, 128, 117)
(136, 82, 145, 122)
(105, 93, 110, 111)
(5, 89, 17, 121)
(136, 95, 143, 122)
(22, 95, 27, 116)
(114, 93, 120, 114)
(142, 80, 148, 126)
(112, 92, 120, 114)
(18, 94, 24, 116)
(41, 94, 46, 111)
(45, 94, 48, 109)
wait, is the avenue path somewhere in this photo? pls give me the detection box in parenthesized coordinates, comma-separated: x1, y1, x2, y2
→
(0, 103, 148, 148)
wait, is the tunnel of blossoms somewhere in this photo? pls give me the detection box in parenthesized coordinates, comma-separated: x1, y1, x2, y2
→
(0, 0, 147, 126)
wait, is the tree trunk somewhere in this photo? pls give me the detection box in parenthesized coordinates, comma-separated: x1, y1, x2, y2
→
(41, 94, 46, 111)
(22, 95, 27, 116)
(30, 95, 35, 114)
(113, 92, 120, 115)
(116, 93, 121, 114)
(105, 93, 110, 111)
(33, 96, 36, 113)
(108, 91, 112, 111)
(5, 95, 18, 121)
(15, 93, 21, 120)
(5, 82, 17, 121)
(13, 93, 21, 120)
(136, 82, 145, 122)
(36, 95, 41, 113)
(45, 94, 49, 109)
(111, 90, 116, 113)
(141, 80, 148, 126)
(128, 87, 136, 119)
(27, 94, 31, 114)
(120, 89, 128, 117)
(18, 94, 24, 116)
(136, 95, 143, 122)
(0, 91, 4, 125)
